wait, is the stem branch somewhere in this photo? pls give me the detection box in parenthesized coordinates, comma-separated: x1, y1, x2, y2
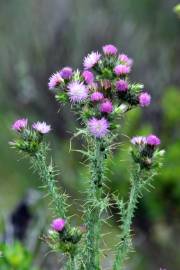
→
(113, 166, 142, 270)
(31, 145, 67, 218)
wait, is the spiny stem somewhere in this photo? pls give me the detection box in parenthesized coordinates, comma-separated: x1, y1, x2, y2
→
(31, 144, 68, 219)
(66, 254, 77, 270)
(84, 139, 106, 270)
(113, 166, 142, 270)
(31, 145, 78, 269)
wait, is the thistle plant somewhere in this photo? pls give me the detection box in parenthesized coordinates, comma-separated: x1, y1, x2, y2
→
(10, 44, 164, 269)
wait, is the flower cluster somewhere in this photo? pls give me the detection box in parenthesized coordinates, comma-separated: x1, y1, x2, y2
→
(48, 44, 152, 139)
(10, 119, 51, 154)
(131, 134, 163, 169)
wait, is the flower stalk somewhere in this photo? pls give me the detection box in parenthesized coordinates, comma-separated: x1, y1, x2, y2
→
(84, 139, 107, 269)
(32, 145, 83, 269)
(113, 165, 142, 270)
(66, 254, 77, 270)
(31, 144, 68, 219)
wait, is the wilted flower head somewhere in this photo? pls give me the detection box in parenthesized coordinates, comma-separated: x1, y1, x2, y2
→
(67, 81, 88, 103)
(83, 51, 101, 69)
(51, 218, 66, 232)
(131, 136, 147, 145)
(60, 67, 73, 80)
(100, 100, 113, 113)
(139, 92, 151, 107)
(12, 118, 28, 132)
(119, 54, 133, 67)
(48, 72, 63, 90)
(146, 134, 161, 146)
(91, 91, 104, 102)
(116, 79, 128, 91)
(88, 117, 109, 138)
(114, 64, 131, 76)
(103, 44, 118, 55)
(82, 70, 94, 84)
(88, 82, 98, 91)
(101, 79, 111, 90)
(32, 121, 51, 134)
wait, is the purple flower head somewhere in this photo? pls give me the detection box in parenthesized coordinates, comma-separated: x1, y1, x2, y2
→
(118, 54, 133, 67)
(32, 121, 51, 134)
(114, 65, 131, 76)
(139, 92, 151, 107)
(51, 218, 66, 232)
(83, 51, 101, 69)
(82, 70, 94, 84)
(146, 134, 161, 146)
(48, 72, 63, 90)
(88, 117, 109, 138)
(67, 81, 88, 103)
(12, 118, 28, 132)
(100, 100, 113, 113)
(91, 91, 104, 102)
(60, 67, 73, 80)
(103, 44, 118, 55)
(116, 79, 128, 92)
(131, 136, 147, 145)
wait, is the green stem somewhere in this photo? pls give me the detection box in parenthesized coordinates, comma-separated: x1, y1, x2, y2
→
(84, 139, 106, 270)
(31, 145, 78, 269)
(31, 144, 67, 219)
(113, 167, 141, 270)
(66, 254, 76, 270)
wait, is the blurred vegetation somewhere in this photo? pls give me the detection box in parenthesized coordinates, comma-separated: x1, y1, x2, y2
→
(174, 3, 180, 18)
(0, 242, 39, 270)
(0, 0, 180, 269)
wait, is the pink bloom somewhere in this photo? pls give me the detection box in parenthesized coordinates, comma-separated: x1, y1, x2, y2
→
(82, 70, 94, 84)
(103, 44, 118, 55)
(118, 54, 133, 67)
(48, 72, 63, 90)
(67, 81, 88, 103)
(114, 65, 131, 76)
(119, 54, 129, 62)
(139, 92, 151, 107)
(116, 79, 128, 91)
(100, 100, 113, 113)
(12, 118, 28, 132)
(83, 51, 101, 69)
(51, 218, 66, 232)
(32, 121, 51, 134)
(91, 92, 104, 102)
(88, 117, 109, 138)
(60, 67, 73, 80)
(131, 136, 147, 145)
(146, 134, 161, 146)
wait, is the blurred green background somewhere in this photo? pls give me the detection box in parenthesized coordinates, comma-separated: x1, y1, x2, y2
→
(0, 0, 180, 269)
